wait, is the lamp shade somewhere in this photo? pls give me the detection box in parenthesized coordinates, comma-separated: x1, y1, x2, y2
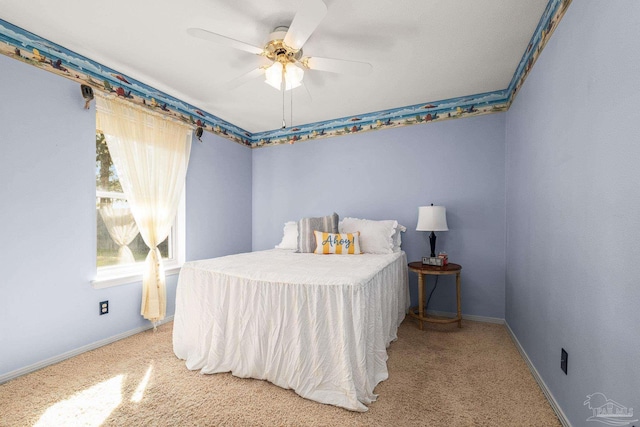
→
(416, 205, 448, 231)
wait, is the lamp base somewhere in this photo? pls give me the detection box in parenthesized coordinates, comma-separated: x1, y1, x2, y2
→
(429, 231, 437, 258)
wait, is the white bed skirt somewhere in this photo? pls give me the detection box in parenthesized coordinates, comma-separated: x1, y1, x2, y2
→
(173, 250, 409, 412)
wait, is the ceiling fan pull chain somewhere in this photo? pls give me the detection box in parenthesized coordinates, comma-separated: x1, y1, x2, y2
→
(281, 74, 286, 129)
(290, 87, 293, 129)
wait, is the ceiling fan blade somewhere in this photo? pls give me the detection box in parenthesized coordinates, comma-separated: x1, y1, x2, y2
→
(283, 0, 327, 50)
(303, 56, 372, 76)
(225, 67, 266, 90)
(187, 28, 263, 55)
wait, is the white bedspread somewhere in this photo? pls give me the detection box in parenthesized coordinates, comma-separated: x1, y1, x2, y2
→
(172, 249, 409, 412)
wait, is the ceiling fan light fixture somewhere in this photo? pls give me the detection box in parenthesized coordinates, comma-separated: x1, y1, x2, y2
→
(265, 61, 284, 89)
(265, 61, 304, 91)
(285, 63, 304, 89)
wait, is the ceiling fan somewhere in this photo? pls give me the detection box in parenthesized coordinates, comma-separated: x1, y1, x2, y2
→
(187, 0, 373, 92)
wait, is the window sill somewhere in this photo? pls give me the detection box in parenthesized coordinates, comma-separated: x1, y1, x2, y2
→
(92, 264, 181, 289)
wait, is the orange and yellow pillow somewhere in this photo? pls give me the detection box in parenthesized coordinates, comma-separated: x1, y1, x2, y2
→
(313, 231, 362, 255)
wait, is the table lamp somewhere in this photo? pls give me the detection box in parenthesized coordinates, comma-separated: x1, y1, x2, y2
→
(416, 204, 448, 257)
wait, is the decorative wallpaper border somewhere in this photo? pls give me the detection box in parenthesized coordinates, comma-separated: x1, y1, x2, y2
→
(507, 0, 571, 104)
(0, 0, 570, 149)
(0, 19, 253, 147)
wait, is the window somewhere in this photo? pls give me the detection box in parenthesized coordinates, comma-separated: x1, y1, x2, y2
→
(93, 132, 185, 288)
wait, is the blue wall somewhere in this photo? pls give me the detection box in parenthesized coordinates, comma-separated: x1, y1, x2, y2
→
(186, 130, 252, 261)
(505, 1, 640, 424)
(0, 54, 252, 377)
(253, 115, 507, 318)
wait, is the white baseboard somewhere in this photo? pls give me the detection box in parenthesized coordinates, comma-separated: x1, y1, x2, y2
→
(426, 309, 505, 324)
(0, 315, 174, 385)
(505, 321, 571, 427)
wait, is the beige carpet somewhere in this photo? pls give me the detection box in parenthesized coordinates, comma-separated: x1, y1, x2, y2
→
(0, 319, 560, 426)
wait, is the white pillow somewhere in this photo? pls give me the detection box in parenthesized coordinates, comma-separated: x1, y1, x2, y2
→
(339, 217, 399, 254)
(275, 221, 298, 250)
(392, 224, 407, 252)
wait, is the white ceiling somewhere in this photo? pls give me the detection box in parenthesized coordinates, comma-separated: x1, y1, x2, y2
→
(0, 0, 548, 133)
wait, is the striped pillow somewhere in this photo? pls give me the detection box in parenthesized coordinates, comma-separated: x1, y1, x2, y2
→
(314, 231, 361, 255)
(297, 213, 339, 253)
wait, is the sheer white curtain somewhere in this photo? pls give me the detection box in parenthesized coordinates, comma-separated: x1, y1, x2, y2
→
(96, 94, 192, 323)
(99, 205, 139, 264)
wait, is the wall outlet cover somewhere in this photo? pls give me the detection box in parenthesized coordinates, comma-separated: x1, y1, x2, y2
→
(561, 348, 568, 375)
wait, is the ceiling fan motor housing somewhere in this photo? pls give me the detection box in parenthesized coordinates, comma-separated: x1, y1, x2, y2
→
(265, 26, 302, 64)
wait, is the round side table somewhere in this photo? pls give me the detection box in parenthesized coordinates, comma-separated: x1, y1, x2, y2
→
(407, 262, 462, 330)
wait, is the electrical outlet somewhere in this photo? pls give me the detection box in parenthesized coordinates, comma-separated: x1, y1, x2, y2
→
(100, 300, 109, 315)
(561, 348, 568, 375)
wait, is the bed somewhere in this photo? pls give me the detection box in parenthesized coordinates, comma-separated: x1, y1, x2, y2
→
(172, 248, 409, 412)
